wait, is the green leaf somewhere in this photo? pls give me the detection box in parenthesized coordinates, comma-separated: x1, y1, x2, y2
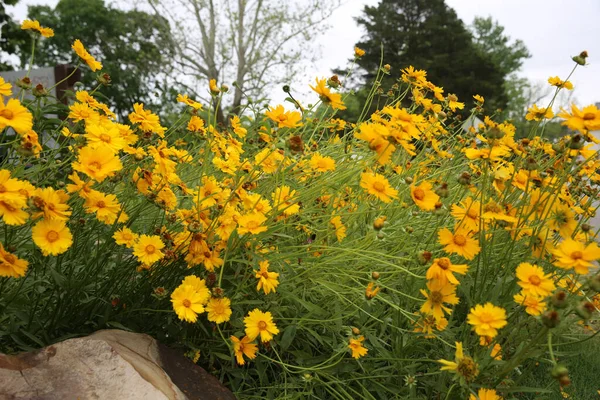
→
(105, 321, 132, 332)
(279, 324, 296, 352)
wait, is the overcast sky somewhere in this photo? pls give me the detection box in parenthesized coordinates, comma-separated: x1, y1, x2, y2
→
(7, 0, 600, 108)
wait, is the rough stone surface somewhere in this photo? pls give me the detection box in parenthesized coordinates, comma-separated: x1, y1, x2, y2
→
(0, 329, 236, 400)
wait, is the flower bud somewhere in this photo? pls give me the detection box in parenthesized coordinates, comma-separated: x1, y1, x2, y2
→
(575, 301, 595, 320)
(32, 83, 48, 97)
(572, 50, 588, 65)
(435, 183, 449, 198)
(288, 135, 304, 153)
(588, 275, 600, 292)
(282, 85, 291, 93)
(352, 327, 361, 335)
(373, 216, 387, 230)
(383, 64, 391, 72)
(97, 73, 111, 86)
(551, 142, 564, 153)
(551, 291, 568, 308)
(327, 75, 341, 89)
(376, 232, 385, 240)
(551, 364, 569, 379)
(524, 157, 538, 171)
(404, 176, 413, 184)
(458, 171, 471, 185)
(371, 271, 380, 280)
(568, 134, 585, 149)
(417, 250, 432, 265)
(542, 310, 560, 328)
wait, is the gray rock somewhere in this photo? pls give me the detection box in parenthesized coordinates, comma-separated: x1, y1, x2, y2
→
(0, 329, 236, 400)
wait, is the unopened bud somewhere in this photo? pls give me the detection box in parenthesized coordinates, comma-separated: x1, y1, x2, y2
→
(32, 84, 48, 97)
(417, 250, 432, 265)
(458, 171, 471, 185)
(98, 73, 111, 86)
(542, 310, 560, 328)
(373, 216, 387, 230)
(551, 291, 568, 308)
(575, 301, 595, 320)
(569, 134, 585, 149)
(16, 77, 31, 90)
(371, 271, 380, 280)
(588, 275, 600, 292)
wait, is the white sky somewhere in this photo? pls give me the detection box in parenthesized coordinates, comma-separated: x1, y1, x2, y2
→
(7, 0, 600, 109)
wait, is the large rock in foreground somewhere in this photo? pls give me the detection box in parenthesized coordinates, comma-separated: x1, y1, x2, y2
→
(0, 329, 236, 400)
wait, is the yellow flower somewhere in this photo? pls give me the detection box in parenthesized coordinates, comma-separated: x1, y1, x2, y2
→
(0, 77, 12, 97)
(31, 219, 73, 256)
(467, 303, 507, 338)
(365, 282, 380, 299)
(72, 39, 102, 71)
(438, 342, 479, 383)
(354, 46, 365, 57)
(330, 215, 347, 242)
(171, 284, 205, 323)
(133, 235, 165, 265)
(84, 122, 126, 153)
(525, 104, 554, 121)
(410, 181, 439, 211)
(360, 172, 398, 203)
(128, 103, 166, 137)
(255, 147, 285, 174)
(30, 187, 71, 221)
(272, 185, 300, 216)
(73, 145, 123, 182)
(550, 238, 600, 275)
(420, 279, 459, 321)
(446, 94, 464, 112)
(401, 66, 427, 87)
(548, 76, 573, 90)
(309, 153, 336, 172)
(425, 257, 468, 285)
(0, 242, 28, 278)
(113, 227, 138, 248)
(354, 122, 396, 165)
(237, 212, 268, 235)
(437, 227, 480, 260)
(0, 98, 33, 135)
(230, 336, 258, 365)
(265, 105, 303, 128)
(176, 94, 203, 110)
(255, 260, 279, 295)
(209, 79, 220, 94)
(181, 275, 211, 304)
(206, 297, 232, 324)
(514, 291, 547, 316)
(244, 309, 279, 342)
(469, 388, 501, 400)
(187, 116, 206, 133)
(21, 19, 54, 37)
(450, 197, 481, 232)
(84, 190, 127, 225)
(558, 104, 600, 133)
(515, 262, 555, 297)
(348, 336, 368, 359)
(473, 94, 485, 103)
(230, 115, 247, 137)
(309, 77, 346, 110)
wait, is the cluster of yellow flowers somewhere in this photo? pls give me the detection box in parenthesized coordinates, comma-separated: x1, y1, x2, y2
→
(3, 22, 600, 398)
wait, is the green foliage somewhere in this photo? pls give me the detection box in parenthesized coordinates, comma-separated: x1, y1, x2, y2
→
(23, 0, 174, 118)
(0, 0, 29, 71)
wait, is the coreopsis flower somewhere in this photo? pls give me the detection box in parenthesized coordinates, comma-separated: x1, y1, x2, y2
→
(450, 197, 481, 232)
(515, 262, 556, 297)
(72, 145, 123, 182)
(205, 297, 232, 324)
(84, 190, 127, 225)
(19, 130, 42, 157)
(84, 122, 126, 153)
(354, 46, 365, 57)
(467, 303, 507, 338)
(128, 103, 166, 137)
(547, 204, 577, 239)
(420, 279, 459, 321)
(464, 144, 511, 161)
(413, 313, 448, 338)
(255, 147, 285, 174)
(446, 94, 464, 112)
(113, 227, 138, 248)
(72, 39, 102, 71)
(514, 291, 547, 316)
(365, 282, 380, 299)
(481, 200, 517, 224)
(469, 388, 501, 400)
(348, 336, 368, 359)
(255, 260, 279, 295)
(309, 153, 336, 172)
(237, 212, 268, 235)
(31, 219, 73, 256)
(0, 242, 28, 278)
(209, 79, 220, 94)
(265, 105, 303, 128)
(244, 309, 279, 342)
(525, 104, 554, 121)
(30, 187, 71, 221)
(437, 227, 480, 260)
(410, 181, 439, 211)
(310, 77, 346, 110)
(548, 76, 573, 90)
(550, 238, 600, 275)
(21, 19, 54, 37)
(401, 66, 427, 87)
(133, 235, 165, 265)
(0, 77, 12, 97)
(181, 275, 211, 304)
(0, 98, 33, 135)
(558, 104, 600, 133)
(438, 342, 479, 383)
(170, 284, 205, 323)
(0, 171, 29, 226)
(330, 215, 346, 242)
(176, 93, 203, 110)
(187, 116, 206, 133)
(360, 172, 398, 203)
(230, 115, 247, 138)
(241, 192, 272, 214)
(230, 336, 258, 365)
(473, 94, 484, 104)
(426, 258, 468, 285)
(272, 185, 300, 216)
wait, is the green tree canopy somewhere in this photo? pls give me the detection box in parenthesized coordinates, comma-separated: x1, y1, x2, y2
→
(0, 0, 29, 71)
(340, 0, 528, 120)
(23, 0, 175, 118)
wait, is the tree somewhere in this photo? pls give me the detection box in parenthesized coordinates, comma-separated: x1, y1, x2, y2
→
(144, 0, 340, 124)
(343, 0, 511, 119)
(23, 0, 174, 119)
(0, 0, 29, 71)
